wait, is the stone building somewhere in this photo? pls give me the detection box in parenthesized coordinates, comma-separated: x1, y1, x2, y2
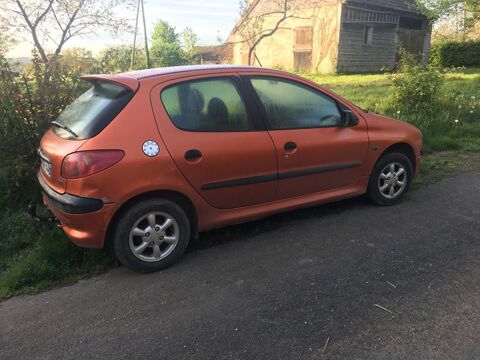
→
(228, 0, 431, 72)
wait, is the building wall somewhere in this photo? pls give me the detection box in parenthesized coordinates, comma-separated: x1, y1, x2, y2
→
(311, 4, 342, 73)
(337, 21, 398, 73)
(229, 0, 430, 73)
(230, 2, 342, 73)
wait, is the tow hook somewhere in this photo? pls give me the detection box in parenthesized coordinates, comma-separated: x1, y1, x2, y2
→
(27, 203, 57, 223)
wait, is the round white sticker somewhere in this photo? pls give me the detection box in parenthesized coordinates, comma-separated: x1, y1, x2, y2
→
(142, 141, 160, 157)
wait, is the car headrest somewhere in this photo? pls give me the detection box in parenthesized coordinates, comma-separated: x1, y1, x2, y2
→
(207, 97, 229, 124)
(186, 89, 204, 114)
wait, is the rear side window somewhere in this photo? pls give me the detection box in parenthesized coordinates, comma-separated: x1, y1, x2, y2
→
(250, 77, 342, 130)
(53, 81, 134, 140)
(161, 78, 256, 132)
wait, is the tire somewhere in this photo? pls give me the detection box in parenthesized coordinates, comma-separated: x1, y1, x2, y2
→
(113, 198, 191, 273)
(367, 152, 413, 206)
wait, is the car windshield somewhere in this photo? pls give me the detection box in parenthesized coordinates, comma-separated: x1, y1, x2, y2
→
(52, 81, 134, 140)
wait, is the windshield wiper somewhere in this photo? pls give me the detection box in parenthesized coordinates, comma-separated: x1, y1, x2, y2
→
(51, 121, 78, 138)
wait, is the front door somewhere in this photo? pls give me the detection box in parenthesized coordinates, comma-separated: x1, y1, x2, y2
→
(245, 75, 369, 200)
(151, 74, 277, 209)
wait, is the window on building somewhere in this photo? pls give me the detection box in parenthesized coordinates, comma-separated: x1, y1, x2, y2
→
(363, 25, 373, 45)
(295, 27, 313, 49)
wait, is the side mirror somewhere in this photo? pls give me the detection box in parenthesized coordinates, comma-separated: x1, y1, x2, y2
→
(342, 110, 359, 127)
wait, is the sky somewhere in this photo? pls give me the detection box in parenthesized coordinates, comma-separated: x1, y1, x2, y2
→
(7, 0, 241, 58)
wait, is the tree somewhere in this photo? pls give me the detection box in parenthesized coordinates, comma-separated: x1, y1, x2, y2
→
(0, 0, 133, 79)
(182, 27, 199, 64)
(99, 45, 146, 73)
(60, 48, 99, 73)
(417, 0, 480, 39)
(0, 17, 14, 54)
(233, 0, 312, 66)
(150, 20, 186, 67)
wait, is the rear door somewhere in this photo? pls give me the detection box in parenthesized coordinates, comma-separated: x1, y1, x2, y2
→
(150, 73, 278, 209)
(243, 75, 369, 200)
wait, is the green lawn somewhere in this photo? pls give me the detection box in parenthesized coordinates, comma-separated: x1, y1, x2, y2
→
(1, 67, 479, 299)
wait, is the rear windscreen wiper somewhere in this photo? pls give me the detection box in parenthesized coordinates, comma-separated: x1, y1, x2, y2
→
(51, 121, 78, 138)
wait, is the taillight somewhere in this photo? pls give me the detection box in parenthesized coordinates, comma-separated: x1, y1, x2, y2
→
(62, 150, 124, 179)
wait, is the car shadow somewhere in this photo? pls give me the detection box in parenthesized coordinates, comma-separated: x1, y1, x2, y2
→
(188, 195, 370, 252)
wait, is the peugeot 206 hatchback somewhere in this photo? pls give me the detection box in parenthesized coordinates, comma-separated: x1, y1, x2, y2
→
(38, 65, 423, 272)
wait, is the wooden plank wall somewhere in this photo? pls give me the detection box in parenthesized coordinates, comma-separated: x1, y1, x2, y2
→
(337, 22, 398, 73)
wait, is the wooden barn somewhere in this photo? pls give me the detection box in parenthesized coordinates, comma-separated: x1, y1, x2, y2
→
(228, 0, 432, 73)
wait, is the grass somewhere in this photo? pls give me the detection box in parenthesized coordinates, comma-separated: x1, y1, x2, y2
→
(0, 210, 115, 299)
(415, 151, 480, 186)
(1, 67, 480, 300)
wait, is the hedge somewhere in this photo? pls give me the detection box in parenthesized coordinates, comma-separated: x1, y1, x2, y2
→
(430, 41, 480, 67)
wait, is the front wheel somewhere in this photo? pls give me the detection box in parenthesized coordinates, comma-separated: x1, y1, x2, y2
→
(113, 199, 191, 272)
(367, 152, 413, 206)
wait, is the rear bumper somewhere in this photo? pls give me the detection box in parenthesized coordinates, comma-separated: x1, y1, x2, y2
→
(38, 172, 116, 248)
(38, 172, 104, 214)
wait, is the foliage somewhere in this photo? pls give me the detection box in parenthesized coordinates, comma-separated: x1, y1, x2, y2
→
(151, 20, 187, 67)
(417, 0, 480, 39)
(390, 49, 444, 116)
(182, 27, 199, 64)
(416, 0, 480, 21)
(99, 45, 147, 74)
(430, 40, 480, 66)
(59, 48, 99, 73)
(0, 51, 89, 207)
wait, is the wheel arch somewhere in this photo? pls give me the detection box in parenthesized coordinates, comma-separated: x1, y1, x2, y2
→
(379, 142, 416, 173)
(105, 190, 198, 250)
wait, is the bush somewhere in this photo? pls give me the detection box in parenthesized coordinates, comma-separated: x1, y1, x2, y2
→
(391, 50, 444, 116)
(0, 51, 114, 298)
(0, 52, 89, 207)
(430, 41, 480, 67)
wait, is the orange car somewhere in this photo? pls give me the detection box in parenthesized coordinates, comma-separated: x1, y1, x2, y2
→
(37, 65, 423, 272)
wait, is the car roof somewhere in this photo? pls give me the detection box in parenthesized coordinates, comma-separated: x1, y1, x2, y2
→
(81, 65, 280, 92)
(119, 65, 267, 80)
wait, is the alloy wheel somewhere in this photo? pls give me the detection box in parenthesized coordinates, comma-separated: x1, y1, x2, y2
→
(128, 212, 179, 262)
(377, 162, 408, 200)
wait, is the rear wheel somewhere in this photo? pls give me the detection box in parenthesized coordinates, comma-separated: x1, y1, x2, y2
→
(113, 199, 190, 272)
(368, 152, 413, 206)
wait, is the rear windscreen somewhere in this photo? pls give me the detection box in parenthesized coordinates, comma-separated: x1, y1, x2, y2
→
(52, 81, 134, 140)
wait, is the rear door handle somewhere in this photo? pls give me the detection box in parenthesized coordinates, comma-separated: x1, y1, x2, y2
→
(284, 142, 298, 151)
(185, 149, 203, 160)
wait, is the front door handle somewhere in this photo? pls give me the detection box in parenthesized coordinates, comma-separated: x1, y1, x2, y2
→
(284, 142, 298, 151)
(185, 149, 203, 161)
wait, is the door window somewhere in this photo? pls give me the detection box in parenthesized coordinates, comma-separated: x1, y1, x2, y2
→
(250, 77, 343, 130)
(161, 78, 256, 132)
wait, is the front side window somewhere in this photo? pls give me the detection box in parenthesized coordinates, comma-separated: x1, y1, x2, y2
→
(250, 77, 342, 130)
(161, 78, 255, 132)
